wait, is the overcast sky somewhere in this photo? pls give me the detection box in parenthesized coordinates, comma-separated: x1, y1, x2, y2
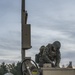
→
(0, 0, 75, 67)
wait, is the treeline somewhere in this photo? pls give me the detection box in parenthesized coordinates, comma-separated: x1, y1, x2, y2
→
(0, 62, 21, 75)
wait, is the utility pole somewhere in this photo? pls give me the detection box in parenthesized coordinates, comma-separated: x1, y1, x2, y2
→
(21, 0, 31, 61)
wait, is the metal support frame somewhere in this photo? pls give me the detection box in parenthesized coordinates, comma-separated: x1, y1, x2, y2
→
(21, 1, 31, 75)
(21, 0, 31, 61)
(21, 0, 25, 62)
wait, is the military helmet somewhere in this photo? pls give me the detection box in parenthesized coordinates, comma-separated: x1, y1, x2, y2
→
(52, 41, 61, 49)
(46, 43, 52, 49)
(39, 45, 45, 52)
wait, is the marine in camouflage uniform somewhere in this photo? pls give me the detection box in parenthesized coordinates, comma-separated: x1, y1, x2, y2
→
(38, 45, 46, 67)
(38, 41, 61, 67)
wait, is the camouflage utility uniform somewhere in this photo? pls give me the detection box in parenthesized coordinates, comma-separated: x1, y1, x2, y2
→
(39, 41, 61, 67)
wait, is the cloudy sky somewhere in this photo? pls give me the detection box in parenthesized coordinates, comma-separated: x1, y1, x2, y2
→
(0, 0, 75, 67)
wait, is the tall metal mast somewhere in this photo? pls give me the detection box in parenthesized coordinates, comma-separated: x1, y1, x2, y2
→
(21, 0, 31, 61)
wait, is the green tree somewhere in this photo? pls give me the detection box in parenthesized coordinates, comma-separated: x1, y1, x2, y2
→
(0, 62, 8, 75)
(10, 61, 21, 75)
